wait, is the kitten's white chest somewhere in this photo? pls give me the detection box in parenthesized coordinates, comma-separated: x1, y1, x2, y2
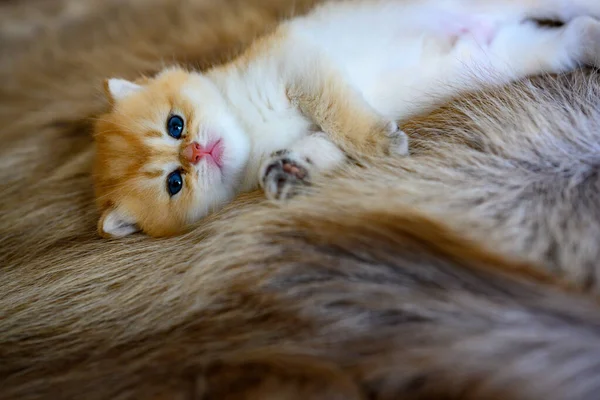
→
(220, 68, 314, 191)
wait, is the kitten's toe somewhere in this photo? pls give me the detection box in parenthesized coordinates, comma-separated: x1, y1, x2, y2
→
(260, 151, 312, 201)
(387, 128, 410, 156)
(567, 16, 600, 67)
(372, 121, 409, 156)
(383, 120, 400, 136)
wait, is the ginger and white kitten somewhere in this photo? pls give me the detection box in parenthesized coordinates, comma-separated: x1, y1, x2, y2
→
(93, 0, 600, 238)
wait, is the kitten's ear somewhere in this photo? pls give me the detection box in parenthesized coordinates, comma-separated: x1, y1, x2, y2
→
(103, 78, 142, 103)
(98, 206, 139, 238)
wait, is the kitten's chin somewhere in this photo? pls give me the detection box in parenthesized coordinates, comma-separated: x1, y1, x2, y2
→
(187, 186, 239, 226)
(218, 141, 251, 188)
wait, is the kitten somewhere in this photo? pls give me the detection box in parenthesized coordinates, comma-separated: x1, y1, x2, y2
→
(93, 0, 600, 238)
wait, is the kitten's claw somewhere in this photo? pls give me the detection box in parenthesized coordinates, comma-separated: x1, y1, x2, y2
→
(260, 150, 312, 201)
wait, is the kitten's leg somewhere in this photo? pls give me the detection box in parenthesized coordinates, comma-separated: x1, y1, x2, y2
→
(260, 128, 408, 201)
(374, 16, 600, 121)
(260, 131, 384, 201)
(482, 16, 600, 77)
(285, 60, 408, 159)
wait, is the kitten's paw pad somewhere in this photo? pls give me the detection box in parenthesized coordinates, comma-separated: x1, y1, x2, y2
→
(567, 16, 600, 67)
(260, 152, 312, 201)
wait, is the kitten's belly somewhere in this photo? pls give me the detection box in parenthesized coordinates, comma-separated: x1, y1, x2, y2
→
(287, 1, 500, 117)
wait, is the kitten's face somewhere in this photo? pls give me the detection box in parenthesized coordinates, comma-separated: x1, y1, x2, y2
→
(93, 68, 250, 237)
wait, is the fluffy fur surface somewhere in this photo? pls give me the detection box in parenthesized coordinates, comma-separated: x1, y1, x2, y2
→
(3, 0, 600, 399)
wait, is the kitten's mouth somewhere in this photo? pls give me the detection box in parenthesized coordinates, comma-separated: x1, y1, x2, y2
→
(205, 139, 224, 169)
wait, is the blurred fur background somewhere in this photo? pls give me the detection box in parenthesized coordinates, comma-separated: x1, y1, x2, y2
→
(3, 1, 600, 399)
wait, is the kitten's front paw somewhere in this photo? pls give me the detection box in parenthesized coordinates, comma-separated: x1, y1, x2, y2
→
(260, 150, 312, 201)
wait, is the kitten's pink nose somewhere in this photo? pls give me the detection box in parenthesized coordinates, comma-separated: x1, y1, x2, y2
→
(183, 142, 205, 165)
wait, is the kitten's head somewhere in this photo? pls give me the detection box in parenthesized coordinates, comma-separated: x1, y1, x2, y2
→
(93, 67, 250, 238)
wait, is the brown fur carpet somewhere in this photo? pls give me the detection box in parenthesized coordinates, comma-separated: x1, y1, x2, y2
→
(3, 1, 600, 399)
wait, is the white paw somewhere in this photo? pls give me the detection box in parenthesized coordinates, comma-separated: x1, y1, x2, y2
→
(566, 16, 600, 67)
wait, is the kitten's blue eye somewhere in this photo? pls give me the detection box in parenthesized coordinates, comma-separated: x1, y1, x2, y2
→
(167, 170, 183, 196)
(167, 115, 184, 139)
